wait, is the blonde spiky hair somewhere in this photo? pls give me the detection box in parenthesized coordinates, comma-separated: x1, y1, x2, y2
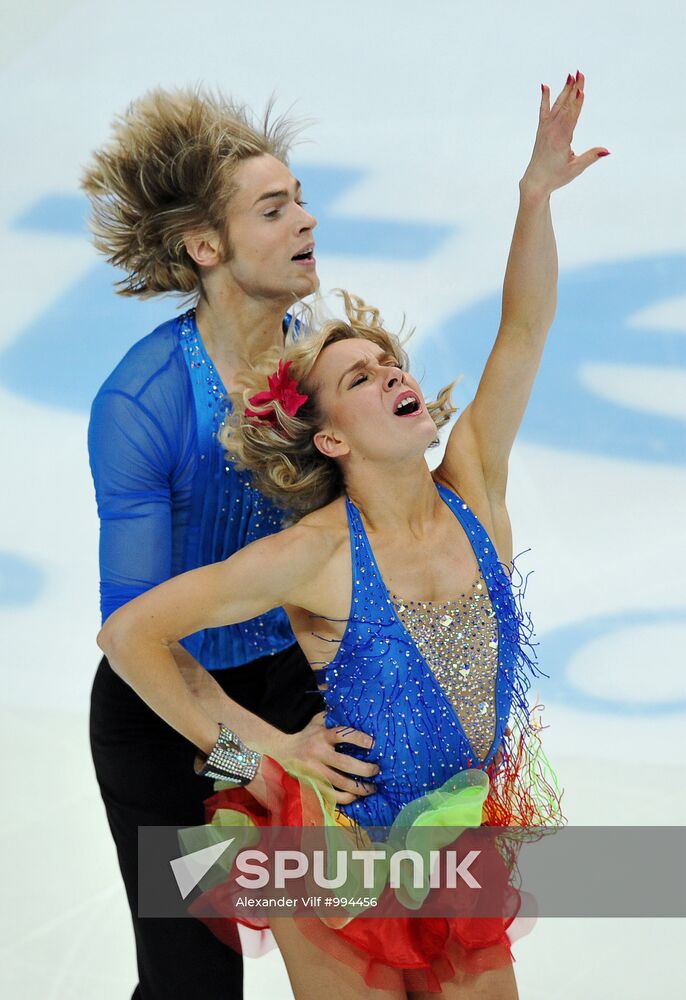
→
(81, 86, 302, 299)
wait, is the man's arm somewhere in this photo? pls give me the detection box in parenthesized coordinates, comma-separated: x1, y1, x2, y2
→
(90, 384, 242, 731)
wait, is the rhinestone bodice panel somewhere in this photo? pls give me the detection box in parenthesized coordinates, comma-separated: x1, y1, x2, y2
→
(391, 583, 498, 761)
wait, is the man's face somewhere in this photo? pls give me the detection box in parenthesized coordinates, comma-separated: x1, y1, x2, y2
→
(222, 153, 318, 305)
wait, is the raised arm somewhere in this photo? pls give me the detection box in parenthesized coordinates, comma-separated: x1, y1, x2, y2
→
(439, 71, 608, 497)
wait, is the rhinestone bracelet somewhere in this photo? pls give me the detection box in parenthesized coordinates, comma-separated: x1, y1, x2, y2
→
(193, 723, 261, 785)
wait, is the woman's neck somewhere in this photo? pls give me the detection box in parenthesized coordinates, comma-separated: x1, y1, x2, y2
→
(345, 459, 440, 537)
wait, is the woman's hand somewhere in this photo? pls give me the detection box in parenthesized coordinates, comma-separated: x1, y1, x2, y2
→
(521, 71, 609, 199)
(262, 711, 379, 805)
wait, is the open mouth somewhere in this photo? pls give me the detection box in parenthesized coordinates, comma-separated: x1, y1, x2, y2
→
(291, 248, 315, 262)
(393, 393, 421, 416)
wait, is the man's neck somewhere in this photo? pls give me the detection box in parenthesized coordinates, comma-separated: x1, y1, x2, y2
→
(194, 286, 293, 377)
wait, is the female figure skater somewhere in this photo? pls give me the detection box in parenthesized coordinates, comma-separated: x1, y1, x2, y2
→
(97, 72, 607, 998)
(83, 87, 373, 999)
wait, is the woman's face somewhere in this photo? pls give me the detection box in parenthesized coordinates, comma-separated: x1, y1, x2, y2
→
(222, 154, 318, 304)
(310, 337, 438, 463)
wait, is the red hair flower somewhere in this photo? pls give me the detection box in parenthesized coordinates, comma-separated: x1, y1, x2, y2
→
(245, 360, 309, 427)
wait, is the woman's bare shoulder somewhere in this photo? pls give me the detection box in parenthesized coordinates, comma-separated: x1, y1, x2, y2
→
(295, 495, 349, 534)
(275, 497, 351, 615)
(274, 496, 349, 565)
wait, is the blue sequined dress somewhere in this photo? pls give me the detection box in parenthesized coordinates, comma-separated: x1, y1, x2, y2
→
(324, 482, 522, 829)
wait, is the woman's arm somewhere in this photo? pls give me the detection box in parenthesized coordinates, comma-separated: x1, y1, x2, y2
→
(97, 526, 378, 802)
(438, 71, 608, 498)
(98, 530, 305, 744)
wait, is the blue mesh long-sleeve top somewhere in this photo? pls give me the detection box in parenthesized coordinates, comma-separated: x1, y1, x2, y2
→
(88, 308, 295, 670)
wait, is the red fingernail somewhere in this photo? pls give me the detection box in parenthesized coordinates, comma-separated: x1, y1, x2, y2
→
(597, 150, 611, 157)
(541, 83, 545, 93)
(576, 88, 581, 98)
(575, 70, 580, 81)
(566, 73, 574, 85)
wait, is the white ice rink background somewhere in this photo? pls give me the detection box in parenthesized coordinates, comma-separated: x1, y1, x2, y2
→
(1, 2, 685, 997)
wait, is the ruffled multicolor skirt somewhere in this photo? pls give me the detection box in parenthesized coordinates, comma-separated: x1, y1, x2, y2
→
(179, 725, 563, 996)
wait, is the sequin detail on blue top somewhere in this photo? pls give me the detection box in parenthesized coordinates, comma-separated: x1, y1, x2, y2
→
(88, 308, 294, 669)
(320, 483, 536, 829)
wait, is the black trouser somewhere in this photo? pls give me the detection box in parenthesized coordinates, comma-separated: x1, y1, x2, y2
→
(89, 644, 324, 1000)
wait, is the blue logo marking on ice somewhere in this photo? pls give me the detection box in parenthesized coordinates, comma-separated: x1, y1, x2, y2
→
(538, 609, 686, 715)
(6, 185, 684, 468)
(170, 837, 235, 899)
(2, 167, 453, 413)
(415, 254, 686, 465)
(0, 551, 44, 606)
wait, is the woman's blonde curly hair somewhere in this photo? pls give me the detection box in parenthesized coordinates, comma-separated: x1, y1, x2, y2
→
(222, 292, 457, 518)
(80, 86, 300, 299)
